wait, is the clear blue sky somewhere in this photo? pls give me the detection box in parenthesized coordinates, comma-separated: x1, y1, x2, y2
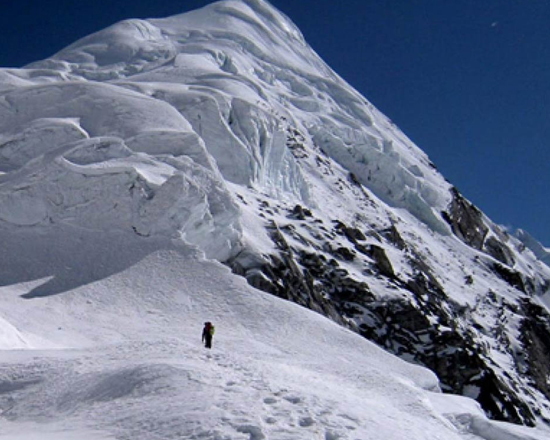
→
(2, 0, 549, 245)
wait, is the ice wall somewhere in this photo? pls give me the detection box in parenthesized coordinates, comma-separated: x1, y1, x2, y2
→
(2, 0, 456, 260)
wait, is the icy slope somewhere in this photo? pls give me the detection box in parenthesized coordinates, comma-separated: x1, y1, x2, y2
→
(0, 81, 241, 259)
(2, 0, 550, 432)
(0, 229, 548, 440)
(19, 0, 451, 232)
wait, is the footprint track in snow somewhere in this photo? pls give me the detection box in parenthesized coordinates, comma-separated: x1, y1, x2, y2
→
(199, 350, 362, 439)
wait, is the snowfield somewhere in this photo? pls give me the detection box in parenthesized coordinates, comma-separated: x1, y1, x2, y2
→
(1, 0, 550, 438)
(0, 229, 547, 440)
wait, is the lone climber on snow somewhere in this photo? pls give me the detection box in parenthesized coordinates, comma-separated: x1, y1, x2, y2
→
(202, 322, 215, 349)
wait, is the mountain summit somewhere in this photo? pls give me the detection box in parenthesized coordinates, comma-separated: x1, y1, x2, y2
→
(1, 1, 550, 438)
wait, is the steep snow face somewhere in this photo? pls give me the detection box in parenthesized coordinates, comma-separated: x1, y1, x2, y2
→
(1, 0, 453, 259)
(24, 0, 452, 233)
(0, 79, 242, 260)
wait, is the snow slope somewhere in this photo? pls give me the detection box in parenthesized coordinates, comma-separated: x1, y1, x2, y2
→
(16, 0, 451, 232)
(1, 228, 547, 440)
(1, 0, 550, 438)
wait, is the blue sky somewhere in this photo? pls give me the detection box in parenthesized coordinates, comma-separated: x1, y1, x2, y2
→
(2, 0, 549, 244)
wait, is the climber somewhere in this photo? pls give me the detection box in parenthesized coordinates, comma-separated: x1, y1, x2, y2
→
(202, 321, 215, 349)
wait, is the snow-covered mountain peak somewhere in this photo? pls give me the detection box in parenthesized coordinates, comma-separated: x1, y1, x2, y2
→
(21, 0, 452, 237)
(35, 0, 309, 78)
(165, 0, 308, 46)
(2, 1, 550, 438)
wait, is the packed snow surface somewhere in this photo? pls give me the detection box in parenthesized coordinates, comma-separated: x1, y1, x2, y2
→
(0, 229, 547, 440)
(1, 0, 550, 439)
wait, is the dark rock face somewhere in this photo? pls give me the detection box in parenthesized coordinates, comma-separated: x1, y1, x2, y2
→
(475, 370, 536, 425)
(227, 186, 550, 427)
(380, 225, 407, 250)
(228, 222, 345, 325)
(520, 301, 550, 404)
(492, 263, 527, 293)
(485, 236, 515, 266)
(443, 187, 488, 250)
(443, 188, 517, 267)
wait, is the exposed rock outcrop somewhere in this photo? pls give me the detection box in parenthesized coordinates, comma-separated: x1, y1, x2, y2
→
(228, 199, 550, 426)
(443, 187, 488, 250)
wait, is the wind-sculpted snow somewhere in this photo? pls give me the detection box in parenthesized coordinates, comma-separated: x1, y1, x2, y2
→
(0, 138, 241, 259)
(0, 78, 245, 258)
(0, 82, 191, 138)
(19, 0, 452, 235)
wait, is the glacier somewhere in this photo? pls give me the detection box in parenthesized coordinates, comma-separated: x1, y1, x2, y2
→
(1, 0, 550, 438)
